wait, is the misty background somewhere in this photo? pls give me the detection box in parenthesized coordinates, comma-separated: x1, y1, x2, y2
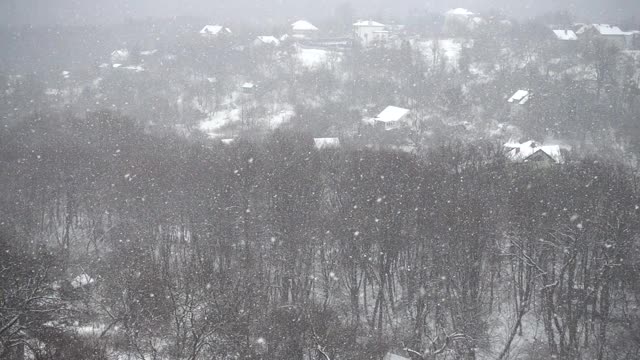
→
(1, 0, 639, 26)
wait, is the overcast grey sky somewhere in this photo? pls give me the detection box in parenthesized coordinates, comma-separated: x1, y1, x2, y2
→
(1, 0, 638, 26)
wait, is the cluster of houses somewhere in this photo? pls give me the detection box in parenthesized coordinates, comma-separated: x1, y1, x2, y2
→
(198, 11, 640, 52)
(551, 23, 640, 49)
(198, 18, 398, 49)
(195, 10, 597, 164)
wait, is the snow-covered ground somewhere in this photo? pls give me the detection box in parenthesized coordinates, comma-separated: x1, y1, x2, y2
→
(268, 107, 295, 129)
(199, 104, 295, 137)
(296, 47, 339, 69)
(199, 108, 241, 136)
(416, 39, 464, 70)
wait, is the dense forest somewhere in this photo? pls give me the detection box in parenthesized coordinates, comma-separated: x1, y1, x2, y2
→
(1, 111, 639, 359)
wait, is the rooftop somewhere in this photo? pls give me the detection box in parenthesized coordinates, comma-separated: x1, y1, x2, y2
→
(354, 20, 385, 27)
(593, 24, 627, 36)
(375, 106, 410, 123)
(446, 8, 474, 16)
(256, 36, 280, 45)
(504, 140, 566, 163)
(508, 90, 531, 105)
(200, 25, 231, 36)
(292, 20, 319, 31)
(553, 29, 578, 41)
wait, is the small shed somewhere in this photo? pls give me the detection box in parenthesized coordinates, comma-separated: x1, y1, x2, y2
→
(242, 82, 256, 94)
(508, 90, 531, 105)
(374, 106, 410, 130)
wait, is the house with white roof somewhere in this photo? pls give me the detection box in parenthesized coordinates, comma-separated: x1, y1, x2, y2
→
(504, 140, 566, 166)
(553, 29, 578, 41)
(373, 106, 411, 130)
(507, 90, 532, 117)
(291, 20, 319, 39)
(444, 8, 476, 34)
(576, 24, 636, 49)
(200, 25, 232, 38)
(241, 82, 256, 94)
(313, 138, 340, 149)
(254, 36, 280, 47)
(353, 20, 388, 46)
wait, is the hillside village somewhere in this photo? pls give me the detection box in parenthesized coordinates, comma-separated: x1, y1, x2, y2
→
(2, 8, 640, 165)
(2, 6, 640, 360)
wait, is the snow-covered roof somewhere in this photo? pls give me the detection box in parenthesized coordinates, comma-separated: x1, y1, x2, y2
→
(256, 36, 280, 45)
(200, 25, 232, 36)
(446, 8, 474, 16)
(508, 90, 531, 105)
(553, 29, 578, 41)
(577, 24, 633, 36)
(504, 140, 565, 164)
(354, 20, 385, 27)
(314, 138, 340, 149)
(593, 24, 627, 36)
(292, 20, 319, 31)
(375, 106, 410, 123)
(383, 352, 411, 360)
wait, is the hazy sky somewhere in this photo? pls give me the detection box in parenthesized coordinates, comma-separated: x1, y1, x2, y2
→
(1, 0, 638, 26)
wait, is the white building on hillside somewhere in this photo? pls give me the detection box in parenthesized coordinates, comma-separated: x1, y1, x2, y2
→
(353, 20, 388, 46)
(444, 8, 476, 34)
(291, 20, 319, 39)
